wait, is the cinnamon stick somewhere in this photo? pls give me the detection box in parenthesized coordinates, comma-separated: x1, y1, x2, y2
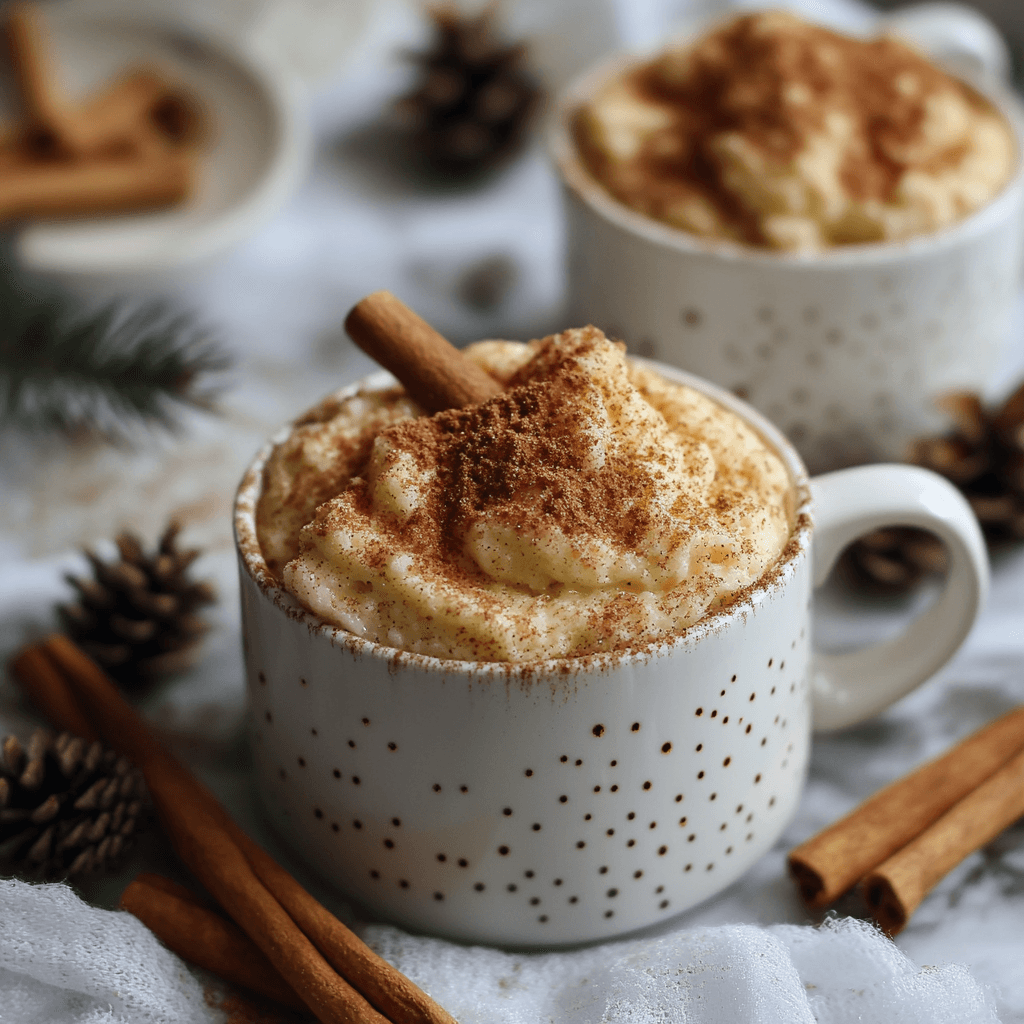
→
(40, 635, 457, 1024)
(344, 291, 502, 412)
(0, 151, 193, 222)
(40, 635, 388, 1024)
(4, 2, 69, 153)
(71, 70, 193, 157)
(121, 873, 306, 1010)
(788, 705, 1024, 907)
(862, 745, 1024, 935)
(3, 5, 196, 159)
(8, 643, 99, 741)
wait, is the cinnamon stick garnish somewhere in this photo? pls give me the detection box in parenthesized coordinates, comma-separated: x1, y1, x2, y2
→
(121, 873, 306, 1010)
(862, 745, 1024, 934)
(38, 635, 456, 1024)
(344, 291, 502, 413)
(8, 643, 99, 741)
(788, 705, 1024, 907)
(0, 151, 193, 222)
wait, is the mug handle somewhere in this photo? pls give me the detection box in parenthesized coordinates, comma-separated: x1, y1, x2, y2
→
(809, 464, 989, 733)
(878, 2, 1012, 82)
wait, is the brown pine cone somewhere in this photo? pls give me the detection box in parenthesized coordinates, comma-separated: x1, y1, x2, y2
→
(58, 519, 216, 686)
(396, 3, 541, 176)
(908, 385, 1024, 540)
(0, 728, 150, 879)
(842, 381, 1024, 592)
(840, 526, 948, 593)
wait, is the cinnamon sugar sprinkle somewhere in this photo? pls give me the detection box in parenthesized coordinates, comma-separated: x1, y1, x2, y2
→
(265, 327, 793, 662)
(574, 11, 1015, 249)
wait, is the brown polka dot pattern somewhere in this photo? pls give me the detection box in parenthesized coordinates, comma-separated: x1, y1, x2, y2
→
(247, 627, 810, 945)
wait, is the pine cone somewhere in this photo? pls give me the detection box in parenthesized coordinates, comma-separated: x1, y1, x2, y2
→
(842, 381, 1024, 591)
(397, 3, 541, 176)
(58, 520, 216, 685)
(908, 385, 1024, 540)
(0, 728, 150, 879)
(840, 526, 948, 593)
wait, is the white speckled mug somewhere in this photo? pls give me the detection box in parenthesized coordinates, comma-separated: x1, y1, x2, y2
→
(234, 364, 988, 947)
(548, 18, 1024, 474)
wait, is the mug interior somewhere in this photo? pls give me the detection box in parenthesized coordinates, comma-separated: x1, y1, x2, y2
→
(234, 360, 814, 679)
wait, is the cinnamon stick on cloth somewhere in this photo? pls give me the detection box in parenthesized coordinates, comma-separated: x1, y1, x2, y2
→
(39, 634, 458, 1024)
(863, 744, 1024, 935)
(39, 635, 388, 1024)
(120, 873, 306, 1011)
(345, 290, 502, 412)
(788, 705, 1024, 907)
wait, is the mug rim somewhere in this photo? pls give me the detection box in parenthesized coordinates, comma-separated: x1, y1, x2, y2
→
(546, 22, 1024, 269)
(234, 358, 814, 680)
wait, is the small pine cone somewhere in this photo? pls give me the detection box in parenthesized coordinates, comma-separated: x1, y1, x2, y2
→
(908, 382, 1024, 542)
(0, 728, 151, 880)
(58, 519, 216, 687)
(396, 4, 541, 176)
(846, 379, 1024, 594)
(841, 527, 949, 593)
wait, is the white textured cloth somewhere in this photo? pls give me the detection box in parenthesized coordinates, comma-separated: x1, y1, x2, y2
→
(363, 916, 999, 1024)
(0, 880, 211, 1024)
(0, 878, 999, 1024)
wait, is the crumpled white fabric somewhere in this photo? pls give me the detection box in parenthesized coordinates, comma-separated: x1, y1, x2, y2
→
(0, 877, 998, 1024)
(0, 879, 213, 1024)
(362, 915, 998, 1024)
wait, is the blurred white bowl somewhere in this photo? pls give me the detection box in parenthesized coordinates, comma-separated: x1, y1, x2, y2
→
(0, 7, 312, 275)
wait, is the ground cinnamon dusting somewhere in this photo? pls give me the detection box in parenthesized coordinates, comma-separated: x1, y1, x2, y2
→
(386, 372, 664, 557)
(257, 386, 420, 579)
(574, 11, 1015, 249)
(272, 328, 793, 661)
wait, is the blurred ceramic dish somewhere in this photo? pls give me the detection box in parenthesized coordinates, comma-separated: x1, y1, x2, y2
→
(548, 9, 1024, 473)
(0, 7, 311, 275)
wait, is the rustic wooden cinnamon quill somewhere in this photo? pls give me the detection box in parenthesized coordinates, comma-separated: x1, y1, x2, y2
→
(1, 2, 202, 221)
(9, 643, 100, 741)
(0, 152, 193, 222)
(120, 873, 306, 1010)
(787, 706, 1024, 909)
(4, 2, 69, 153)
(345, 290, 502, 412)
(862, 744, 1024, 934)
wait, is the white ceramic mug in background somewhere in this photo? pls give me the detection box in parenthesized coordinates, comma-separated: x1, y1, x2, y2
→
(548, 10, 1024, 474)
(233, 362, 987, 947)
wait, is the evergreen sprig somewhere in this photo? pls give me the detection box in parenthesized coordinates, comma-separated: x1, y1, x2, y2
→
(0, 259, 230, 442)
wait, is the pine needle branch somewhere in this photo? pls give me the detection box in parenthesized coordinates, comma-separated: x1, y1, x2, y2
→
(0, 257, 231, 442)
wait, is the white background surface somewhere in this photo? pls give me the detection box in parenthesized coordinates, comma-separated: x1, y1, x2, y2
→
(2, 0, 1024, 1020)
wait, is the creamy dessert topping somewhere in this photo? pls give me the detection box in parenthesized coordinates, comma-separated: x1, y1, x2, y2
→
(574, 12, 1016, 250)
(257, 327, 792, 661)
